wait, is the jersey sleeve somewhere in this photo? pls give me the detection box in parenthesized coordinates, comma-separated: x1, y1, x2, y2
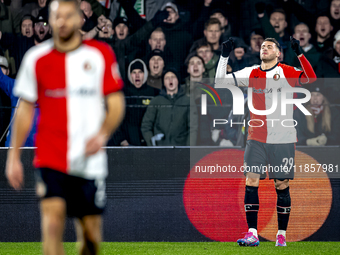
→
(101, 44, 124, 96)
(215, 56, 256, 87)
(13, 51, 38, 103)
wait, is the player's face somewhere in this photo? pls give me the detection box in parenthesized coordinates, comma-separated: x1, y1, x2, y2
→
(99, 20, 113, 38)
(164, 7, 179, 24)
(311, 92, 324, 106)
(250, 34, 264, 52)
(21, 19, 33, 37)
(49, 1, 82, 41)
(114, 23, 129, 40)
(204, 24, 222, 44)
(331, 0, 340, 20)
(210, 13, 227, 27)
(187, 56, 205, 78)
(131, 69, 144, 88)
(164, 72, 178, 93)
(315, 16, 333, 38)
(260, 41, 280, 61)
(34, 21, 50, 40)
(269, 12, 287, 35)
(149, 56, 164, 76)
(197, 46, 213, 64)
(149, 31, 166, 51)
(294, 24, 311, 47)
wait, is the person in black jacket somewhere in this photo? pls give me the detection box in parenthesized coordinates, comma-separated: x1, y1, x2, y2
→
(108, 59, 159, 146)
(294, 84, 340, 146)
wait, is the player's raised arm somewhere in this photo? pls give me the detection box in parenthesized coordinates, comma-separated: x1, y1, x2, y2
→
(290, 36, 317, 84)
(215, 38, 256, 87)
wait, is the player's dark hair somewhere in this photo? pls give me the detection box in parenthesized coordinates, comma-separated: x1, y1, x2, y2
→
(263, 38, 281, 51)
(204, 18, 221, 30)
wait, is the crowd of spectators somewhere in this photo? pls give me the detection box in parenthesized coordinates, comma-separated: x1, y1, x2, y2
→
(0, 0, 339, 146)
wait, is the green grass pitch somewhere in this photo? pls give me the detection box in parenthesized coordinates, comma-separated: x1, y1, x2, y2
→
(1, 242, 340, 255)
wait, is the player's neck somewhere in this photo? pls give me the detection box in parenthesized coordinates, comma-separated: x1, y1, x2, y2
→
(261, 59, 278, 71)
(54, 33, 82, 53)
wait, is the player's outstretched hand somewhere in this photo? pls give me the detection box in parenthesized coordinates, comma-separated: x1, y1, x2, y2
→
(222, 38, 234, 57)
(85, 133, 106, 157)
(6, 156, 24, 190)
(290, 36, 302, 56)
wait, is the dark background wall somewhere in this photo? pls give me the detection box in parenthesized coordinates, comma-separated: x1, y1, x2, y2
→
(0, 147, 339, 242)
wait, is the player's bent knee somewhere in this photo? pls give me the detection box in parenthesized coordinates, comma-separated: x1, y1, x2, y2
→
(275, 179, 289, 190)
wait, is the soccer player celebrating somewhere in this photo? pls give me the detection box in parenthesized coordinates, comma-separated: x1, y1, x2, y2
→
(215, 37, 316, 246)
(5, 0, 125, 254)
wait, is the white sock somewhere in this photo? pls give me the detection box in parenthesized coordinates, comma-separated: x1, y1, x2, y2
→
(249, 228, 258, 237)
(277, 230, 286, 237)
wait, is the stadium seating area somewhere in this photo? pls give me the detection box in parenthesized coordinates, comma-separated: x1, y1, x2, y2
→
(0, 0, 339, 146)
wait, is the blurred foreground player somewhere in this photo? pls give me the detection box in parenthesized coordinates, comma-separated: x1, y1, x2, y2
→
(215, 37, 316, 246)
(5, 0, 125, 254)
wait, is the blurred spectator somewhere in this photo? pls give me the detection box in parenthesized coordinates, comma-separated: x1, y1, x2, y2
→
(329, 0, 340, 35)
(247, 29, 264, 64)
(196, 40, 219, 79)
(210, 8, 232, 42)
(99, 16, 114, 38)
(147, 49, 165, 90)
(192, 0, 214, 40)
(256, 3, 290, 50)
(149, 27, 166, 51)
(285, 23, 320, 69)
(0, 10, 51, 75)
(113, 17, 129, 40)
(0, 55, 11, 146)
(294, 84, 340, 146)
(0, 0, 15, 34)
(315, 30, 340, 104)
(20, 15, 34, 38)
(191, 18, 222, 58)
(313, 15, 333, 53)
(160, 2, 193, 78)
(0, 57, 37, 147)
(80, 0, 98, 31)
(141, 68, 197, 146)
(184, 53, 206, 102)
(228, 37, 260, 72)
(22, 0, 49, 18)
(109, 59, 158, 146)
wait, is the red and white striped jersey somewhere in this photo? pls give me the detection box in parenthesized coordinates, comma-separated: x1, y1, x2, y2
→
(13, 39, 123, 179)
(215, 55, 316, 144)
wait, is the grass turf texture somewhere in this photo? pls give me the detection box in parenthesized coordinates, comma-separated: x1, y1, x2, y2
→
(1, 242, 339, 255)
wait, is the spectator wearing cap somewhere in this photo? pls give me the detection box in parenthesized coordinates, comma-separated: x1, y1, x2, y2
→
(285, 23, 320, 69)
(184, 53, 206, 102)
(294, 83, 340, 146)
(141, 67, 198, 146)
(195, 40, 219, 79)
(20, 15, 34, 38)
(113, 17, 129, 40)
(255, 3, 290, 50)
(0, 56, 37, 146)
(159, 2, 193, 78)
(33, 11, 51, 44)
(108, 59, 158, 146)
(147, 49, 165, 90)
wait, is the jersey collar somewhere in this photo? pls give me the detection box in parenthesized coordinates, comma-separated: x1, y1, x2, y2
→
(260, 62, 279, 72)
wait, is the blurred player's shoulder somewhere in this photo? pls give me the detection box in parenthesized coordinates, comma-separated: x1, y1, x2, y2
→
(20, 39, 54, 68)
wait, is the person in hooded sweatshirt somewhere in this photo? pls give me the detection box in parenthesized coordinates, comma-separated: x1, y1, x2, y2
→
(108, 59, 158, 146)
(141, 68, 198, 146)
(146, 49, 166, 90)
